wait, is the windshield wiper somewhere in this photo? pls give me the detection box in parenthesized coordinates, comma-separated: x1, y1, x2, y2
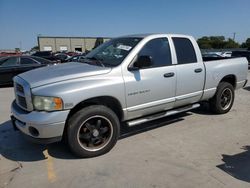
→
(85, 56, 105, 67)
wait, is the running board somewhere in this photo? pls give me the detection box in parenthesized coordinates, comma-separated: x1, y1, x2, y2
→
(127, 103, 200, 127)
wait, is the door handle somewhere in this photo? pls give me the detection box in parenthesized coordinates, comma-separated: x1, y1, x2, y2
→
(194, 68, 203, 73)
(164, 72, 175, 78)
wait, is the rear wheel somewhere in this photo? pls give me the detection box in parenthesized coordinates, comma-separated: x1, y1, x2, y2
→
(67, 105, 120, 158)
(209, 82, 234, 114)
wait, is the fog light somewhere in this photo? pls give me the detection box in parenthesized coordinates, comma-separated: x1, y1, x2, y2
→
(28, 127, 39, 137)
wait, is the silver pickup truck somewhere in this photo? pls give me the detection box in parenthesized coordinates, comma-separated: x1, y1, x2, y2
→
(11, 34, 248, 157)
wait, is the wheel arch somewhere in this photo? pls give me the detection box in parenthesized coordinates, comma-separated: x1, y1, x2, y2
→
(65, 96, 124, 128)
(219, 74, 237, 89)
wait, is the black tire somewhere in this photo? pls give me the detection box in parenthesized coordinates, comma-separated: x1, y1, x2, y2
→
(67, 105, 120, 158)
(209, 82, 235, 114)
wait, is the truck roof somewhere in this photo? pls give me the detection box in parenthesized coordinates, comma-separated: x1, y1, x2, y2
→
(120, 33, 192, 39)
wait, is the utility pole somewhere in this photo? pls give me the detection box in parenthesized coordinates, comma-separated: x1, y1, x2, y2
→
(233, 32, 236, 41)
(19, 41, 22, 51)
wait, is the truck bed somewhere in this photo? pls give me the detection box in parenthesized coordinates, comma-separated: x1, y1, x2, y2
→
(203, 56, 229, 62)
(201, 57, 248, 101)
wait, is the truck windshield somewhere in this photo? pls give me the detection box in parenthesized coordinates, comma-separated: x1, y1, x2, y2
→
(84, 37, 142, 67)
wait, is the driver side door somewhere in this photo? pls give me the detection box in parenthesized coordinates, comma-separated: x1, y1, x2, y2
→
(123, 37, 176, 120)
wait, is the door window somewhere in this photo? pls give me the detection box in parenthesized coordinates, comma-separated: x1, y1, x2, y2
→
(0, 57, 18, 67)
(172, 37, 197, 64)
(138, 38, 172, 67)
(20, 57, 38, 65)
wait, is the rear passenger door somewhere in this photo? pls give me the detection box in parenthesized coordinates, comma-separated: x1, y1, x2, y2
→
(172, 37, 205, 107)
(124, 37, 176, 119)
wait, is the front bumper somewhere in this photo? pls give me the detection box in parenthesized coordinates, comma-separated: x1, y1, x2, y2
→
(11, 101, 70, 143)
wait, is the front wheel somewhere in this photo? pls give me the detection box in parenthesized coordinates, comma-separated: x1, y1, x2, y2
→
(209, 82, 235, 114)
(67, 105, 120, 158)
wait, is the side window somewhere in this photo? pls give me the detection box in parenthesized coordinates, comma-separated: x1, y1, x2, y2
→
(0, 57, 18, 67)
(138, 38, 172, 67)
(20, 57, 38, 65)
(172, 37, 197, 64)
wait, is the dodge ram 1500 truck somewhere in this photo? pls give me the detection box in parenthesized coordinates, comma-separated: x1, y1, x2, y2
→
(11, 34, 248, 157)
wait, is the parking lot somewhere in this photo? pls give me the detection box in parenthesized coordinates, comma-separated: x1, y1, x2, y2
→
(0, 72, 249, 188)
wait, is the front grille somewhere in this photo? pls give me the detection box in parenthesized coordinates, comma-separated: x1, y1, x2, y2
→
(14, 77, 32, 111)
(17, 95, 27, 109)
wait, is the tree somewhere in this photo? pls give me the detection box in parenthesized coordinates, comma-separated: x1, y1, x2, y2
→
(224, 38, 240, 48)
(241, 38, 250, 48)
(31, 46, 39, 51)
(197, 36, 225, 49)
(210, 36, 225, 49)
(15, 48, 20, 52)
(197, 37, 212, 49)
(197, 36, 240, 49)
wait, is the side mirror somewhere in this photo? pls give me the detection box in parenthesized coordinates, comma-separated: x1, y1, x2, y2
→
(128, 55, 153, 71)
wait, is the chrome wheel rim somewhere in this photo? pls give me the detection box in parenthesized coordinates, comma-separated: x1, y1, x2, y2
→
(77, 115, 113, 152)
(220, 88, 233, 110)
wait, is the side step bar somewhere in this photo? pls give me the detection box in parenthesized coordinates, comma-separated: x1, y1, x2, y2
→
(127, 103, 200, 127)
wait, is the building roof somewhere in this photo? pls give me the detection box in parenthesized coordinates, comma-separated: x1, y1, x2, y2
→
(37, 36, 111, 39)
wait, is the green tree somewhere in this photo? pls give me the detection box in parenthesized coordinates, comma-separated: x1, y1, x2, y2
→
(197, 37, 212, 49)
(241, 38, 250, 48)
(197, 36, 225, 49)
(15, 48, 20, 52)
(31, 46, 39, 51)
(197, 36, 240, 49)
(210, 36, 225, 49)
(224, 38, 239, 48)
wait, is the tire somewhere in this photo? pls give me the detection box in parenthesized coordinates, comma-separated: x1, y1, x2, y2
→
(67, 105, 120, 158)
(209, 82, 235, 114)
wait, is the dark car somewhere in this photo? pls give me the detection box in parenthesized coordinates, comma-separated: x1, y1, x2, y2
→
(54, 53, 70, 63)
(0, 56, 54, 85)
(202, 53, 228, 61)
(32, 51, 60, 63)
(231, 50, 250, 68)
(66, 54, 86, 62)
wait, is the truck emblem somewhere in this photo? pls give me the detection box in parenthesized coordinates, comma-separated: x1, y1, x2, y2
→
(128, 89, 150, 96)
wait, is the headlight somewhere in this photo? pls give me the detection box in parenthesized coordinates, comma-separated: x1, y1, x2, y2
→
(33, 96, 63, 111)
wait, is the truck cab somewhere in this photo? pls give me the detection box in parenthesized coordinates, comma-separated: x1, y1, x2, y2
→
(121, 34, 205, 120)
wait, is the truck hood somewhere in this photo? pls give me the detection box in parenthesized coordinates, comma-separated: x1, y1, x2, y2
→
(18, 62, 111, 88)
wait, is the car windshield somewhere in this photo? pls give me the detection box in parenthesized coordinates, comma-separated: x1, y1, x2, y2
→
(84, 37, 142, 67)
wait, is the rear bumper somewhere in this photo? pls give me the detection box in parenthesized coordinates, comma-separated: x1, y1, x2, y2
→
(11, 101, 70, 143)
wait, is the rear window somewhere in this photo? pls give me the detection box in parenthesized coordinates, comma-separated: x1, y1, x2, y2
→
(173, 37, 197, 64)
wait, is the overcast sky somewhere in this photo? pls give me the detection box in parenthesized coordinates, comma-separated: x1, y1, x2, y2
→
(0, 0, 249, 50)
